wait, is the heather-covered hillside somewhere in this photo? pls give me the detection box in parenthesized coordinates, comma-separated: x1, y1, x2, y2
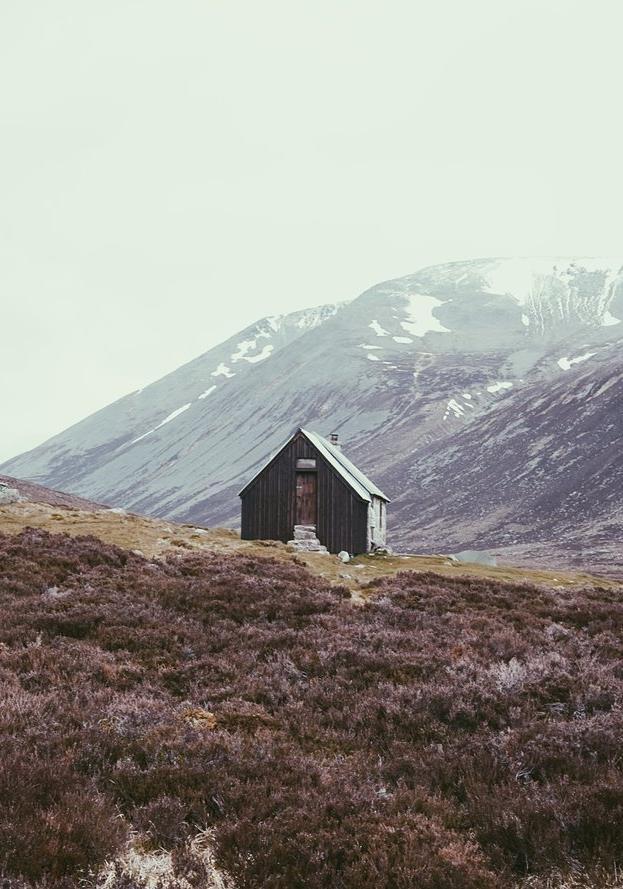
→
(2, 530, 623, 888)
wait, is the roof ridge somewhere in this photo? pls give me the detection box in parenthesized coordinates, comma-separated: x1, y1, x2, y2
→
(300, 429, 389, 502)
(239, 427, 390, 502)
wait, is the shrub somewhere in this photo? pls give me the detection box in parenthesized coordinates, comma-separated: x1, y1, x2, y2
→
(1, 529, 623, 887)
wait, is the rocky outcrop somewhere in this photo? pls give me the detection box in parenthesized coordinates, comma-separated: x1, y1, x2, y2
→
(0, 482, 23, 504)
(0, 474, 104, 510)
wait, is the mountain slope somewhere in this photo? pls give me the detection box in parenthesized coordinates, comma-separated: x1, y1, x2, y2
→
(2, 303, 346, 512)
(0, 473, 106, 510)
(3, 256, 623, 566)
(389, 341, 623, 571)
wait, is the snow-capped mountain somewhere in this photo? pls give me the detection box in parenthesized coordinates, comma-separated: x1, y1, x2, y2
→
(4, 257, 623, 569)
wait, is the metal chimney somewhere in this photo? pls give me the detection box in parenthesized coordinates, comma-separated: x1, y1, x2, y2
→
(328, 432, 341, 449)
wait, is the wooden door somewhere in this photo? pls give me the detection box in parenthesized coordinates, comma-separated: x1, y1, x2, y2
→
(296, 472, 317, 525)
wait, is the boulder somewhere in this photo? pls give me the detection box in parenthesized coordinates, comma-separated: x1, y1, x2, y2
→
(450, 549, 498, 567)
(0, 483, 23, 505)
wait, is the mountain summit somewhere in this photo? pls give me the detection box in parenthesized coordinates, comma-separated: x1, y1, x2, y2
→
(4, 256, 622, 569)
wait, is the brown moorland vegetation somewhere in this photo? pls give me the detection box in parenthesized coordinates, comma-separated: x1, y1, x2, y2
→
(1, 528, 623, 888)
(1, 498, 616, 595)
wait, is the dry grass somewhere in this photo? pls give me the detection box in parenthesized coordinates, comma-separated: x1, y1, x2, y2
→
(516, 867, 623, 888)
(0, 500, 618, 596)
(0, 501, 256, 558)
(342, 551, 620, 593)
(98, 830, 231, 889)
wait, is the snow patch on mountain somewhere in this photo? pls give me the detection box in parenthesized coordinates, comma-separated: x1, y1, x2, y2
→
(557, 352, 596, 371)
(131, 403, 192, 445)
(265, 315, 282, 332)
(476, 257, 623, 333)
(486, 381, 514, 394)
(294, 303, 346, 329)
(231, 339, 263, 362)
(369, 320, 389, 336)
(445, 399, 466, 419)
(211, 363, 235, 378)
(443, 393, 476, 421)
(240, 344, 274, 364)
(602, 310, 621, 327)
(400, 294, 450, 337)
(484, 258, 549, 302)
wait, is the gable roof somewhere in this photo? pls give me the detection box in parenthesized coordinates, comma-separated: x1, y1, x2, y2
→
(238, 427, 390, 502)
(299, 429, 389, 502)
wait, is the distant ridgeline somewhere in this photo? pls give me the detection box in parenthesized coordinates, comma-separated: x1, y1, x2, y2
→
(3, 257, 622, 570)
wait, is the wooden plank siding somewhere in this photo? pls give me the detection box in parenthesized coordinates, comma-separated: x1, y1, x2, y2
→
(240, 430, 369, 554)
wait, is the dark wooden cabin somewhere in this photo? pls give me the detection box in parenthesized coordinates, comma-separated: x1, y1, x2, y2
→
(239, 427, 390, 555)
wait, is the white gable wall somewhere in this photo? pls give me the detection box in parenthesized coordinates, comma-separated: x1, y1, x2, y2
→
(367, 495, 387, 551)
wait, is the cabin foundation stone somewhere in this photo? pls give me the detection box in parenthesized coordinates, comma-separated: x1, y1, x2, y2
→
(293, 525, 318, 540)
(287, 525, 329, 553)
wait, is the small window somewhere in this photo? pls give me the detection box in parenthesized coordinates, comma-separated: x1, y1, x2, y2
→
(296, 458, 317, 469)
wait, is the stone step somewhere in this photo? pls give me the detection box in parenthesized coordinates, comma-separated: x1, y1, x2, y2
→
(287, 539, 329, 554)
(293, 529, 318, 540)
(288, 524, 329, 554)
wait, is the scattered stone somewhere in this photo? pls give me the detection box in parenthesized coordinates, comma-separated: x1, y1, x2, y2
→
(338, 550, 350, 563)
(371, 544, 393, 555)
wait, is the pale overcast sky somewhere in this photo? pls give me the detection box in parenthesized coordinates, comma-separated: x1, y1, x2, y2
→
(1, 0, 622, 463)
